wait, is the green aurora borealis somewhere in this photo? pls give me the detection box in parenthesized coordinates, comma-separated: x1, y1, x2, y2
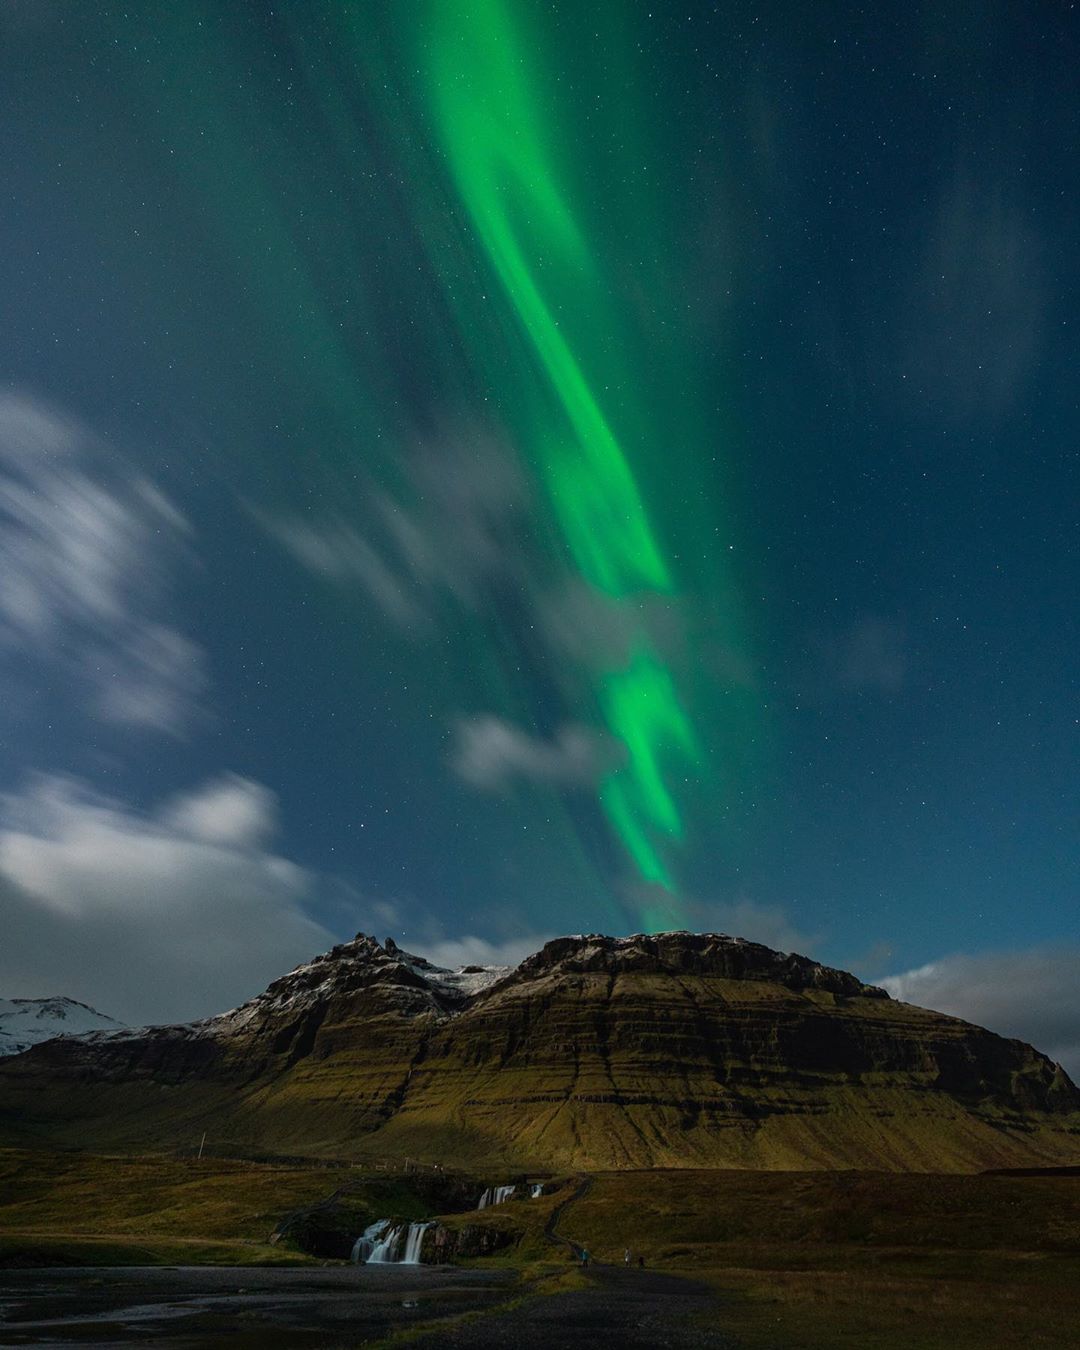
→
(7, 0, 1075, 987)
(420, 0, 706, 909)
(123, 0, 757, 929)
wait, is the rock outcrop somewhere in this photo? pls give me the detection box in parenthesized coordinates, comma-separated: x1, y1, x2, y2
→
(1, 932, 1077, 1172)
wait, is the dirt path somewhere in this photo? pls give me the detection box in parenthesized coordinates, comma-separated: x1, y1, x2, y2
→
(398, 1175, 746, 1348)
(543, 1173, 594, 1260)
(405, 1266, 745, 1348)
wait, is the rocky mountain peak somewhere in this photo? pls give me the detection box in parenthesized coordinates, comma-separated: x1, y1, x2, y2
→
(213, 932, 441, 1031)
(0, 996, 123, 1057)
(211, 932, 511, 1036)
(510, 931, 889, 1000)
(3, 930, 1077, 1171)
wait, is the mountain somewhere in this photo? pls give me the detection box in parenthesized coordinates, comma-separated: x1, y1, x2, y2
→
(0, 996, 122, 1057)
(1, 932, 1077, 1171)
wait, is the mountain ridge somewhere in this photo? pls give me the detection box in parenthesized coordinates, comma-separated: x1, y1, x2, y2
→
(1, 931, 1076, 1172)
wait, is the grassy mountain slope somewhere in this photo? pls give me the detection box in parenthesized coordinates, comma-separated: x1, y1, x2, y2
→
(1, 933, 1076, 1171)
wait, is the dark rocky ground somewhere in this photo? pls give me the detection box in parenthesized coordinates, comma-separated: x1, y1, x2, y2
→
(410, 1265, 746, 1348)
(0, 1263, 747, 1348)
(0, 1264, 513, 1348)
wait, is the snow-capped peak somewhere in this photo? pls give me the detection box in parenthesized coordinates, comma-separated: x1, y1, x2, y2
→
(0, 996, 123, 1057)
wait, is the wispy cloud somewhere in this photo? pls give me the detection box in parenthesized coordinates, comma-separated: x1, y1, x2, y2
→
(838, 616, 908, 692)
(408, 895, 821, 969)
(256, 429, 529, 632)
(409, 933, 547, 971)
(796, 614, 909, 701)
(0, 772, 339, 1024)
(690, 897, 821, 956)
(881, 946, 1080, 1078)
(898, 169, 1045, 421)
(256, 513, 426, 629)
(160, 773, 279, 849)
(0, 392, 206, 736)
(449, 716, 624, 792)
(612, 880, 822, 955)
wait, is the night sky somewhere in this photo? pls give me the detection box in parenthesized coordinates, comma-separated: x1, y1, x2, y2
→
(1, 2, 1076, 1063)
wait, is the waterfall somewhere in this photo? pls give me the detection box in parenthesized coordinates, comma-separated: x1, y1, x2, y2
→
(368, 1223, 403, 1263)
(351, 1219, 392, 1264)
(401, 1221, 434, 1264)
(351, 1218, 432, 1265)
(531, 1183, 543, 1199)
(478, 1184, 516, 1209)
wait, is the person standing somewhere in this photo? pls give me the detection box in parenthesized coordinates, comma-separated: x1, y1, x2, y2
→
(624, 1248, 631, 1266)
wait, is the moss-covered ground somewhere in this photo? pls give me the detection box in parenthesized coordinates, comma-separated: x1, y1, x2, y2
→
(558, 1169, 1080, 1349)
(2, 1150, 1078, 1346)
(0, 1148, 359, 1265)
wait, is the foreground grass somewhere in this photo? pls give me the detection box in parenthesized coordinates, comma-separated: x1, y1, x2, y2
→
(0, 1148, 355, 1264)
(363, 1265, 590, 1349)
(4, 1151, 1080, 1347)
(564, 1170, 1080, 1349)
(695, 1249, 1080, 1350)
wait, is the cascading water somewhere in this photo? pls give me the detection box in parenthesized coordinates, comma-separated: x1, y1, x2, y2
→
(351, 1219, 393, 1264)
(531, 1184, 544, 1199)
(368, 1223, 403, 1263)
(401, 1221, 434, 1264)
(477, 1184, 516, 1209)
(351, 1218, 433, 1265)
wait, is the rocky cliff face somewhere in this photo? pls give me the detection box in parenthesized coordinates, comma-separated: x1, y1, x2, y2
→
(1, 932, 1077, 1172)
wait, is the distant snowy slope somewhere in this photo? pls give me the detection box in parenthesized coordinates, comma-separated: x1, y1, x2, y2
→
(0, 997, 123, 1056)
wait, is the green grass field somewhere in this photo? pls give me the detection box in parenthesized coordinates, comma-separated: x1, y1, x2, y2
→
(2, 1149, 1078, 1347)
(0, 1149, 358, 1265)
(561, 1169, 1080, 1349)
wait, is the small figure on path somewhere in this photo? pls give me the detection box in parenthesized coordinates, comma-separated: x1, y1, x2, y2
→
(580, 1248, 590, 1268)
(624, 1248, 631, 1265)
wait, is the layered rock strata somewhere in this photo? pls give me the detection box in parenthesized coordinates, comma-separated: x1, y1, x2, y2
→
(2, 932, 1076, 1171)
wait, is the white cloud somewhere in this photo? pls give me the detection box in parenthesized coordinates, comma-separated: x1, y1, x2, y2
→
(92, 625, 207, 737)
(0, 773, 336, 1025)
(538, 582, 678, 671)
(409, 934, 547, 971)
(582, 881, 823, 958)
(693, 898, 820, 956)
(450, 716, 624, 792)
(161, 773, 277, 849)
(257, 513, 425, 629)
(408, 899, 820, 972)
(0, 391, 206, 735)
(881, 946, 1080, 1078)
(256, 430, 528, 632)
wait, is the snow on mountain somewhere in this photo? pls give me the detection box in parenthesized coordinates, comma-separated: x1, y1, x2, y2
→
(0, 997, 123, 1057)
(420, 962, 512, 997)
(389, 939, 511, 998)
